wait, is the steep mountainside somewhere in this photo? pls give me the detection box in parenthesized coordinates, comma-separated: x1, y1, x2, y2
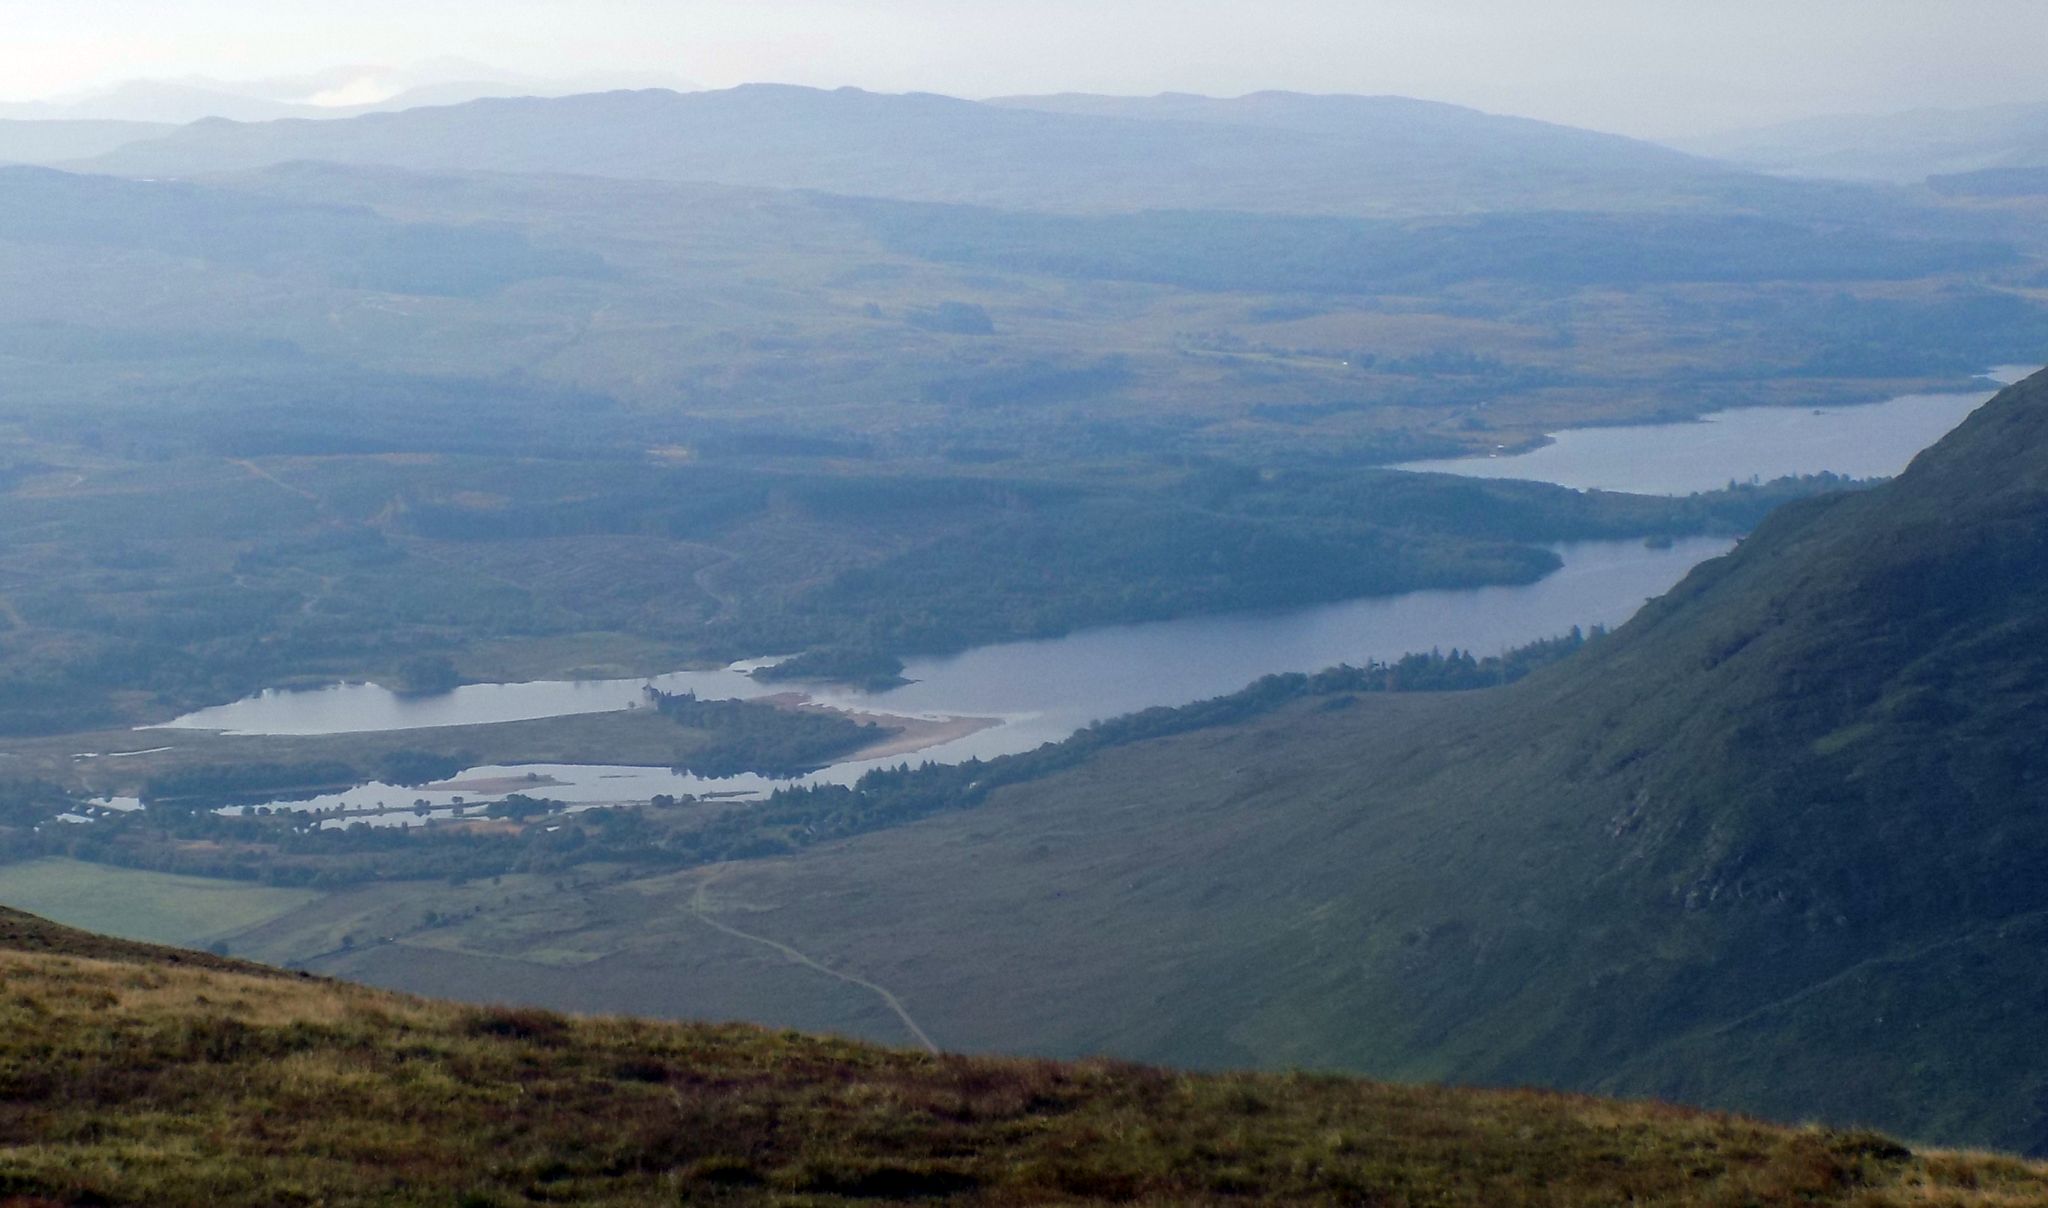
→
(1, 906, 2043, 1206)
(459, 369, 2048, 1153)
(84, 84, 1867, 218)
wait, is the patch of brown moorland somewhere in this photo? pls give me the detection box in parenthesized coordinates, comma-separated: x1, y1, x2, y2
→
(0, 907, 2043, 1206)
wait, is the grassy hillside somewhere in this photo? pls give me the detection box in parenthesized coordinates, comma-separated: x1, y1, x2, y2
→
(285, 369, 2048, 1155)
(0, 907, 2043, 1206)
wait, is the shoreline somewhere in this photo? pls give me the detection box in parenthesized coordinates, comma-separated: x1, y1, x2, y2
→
(757, 692, 1002, 763)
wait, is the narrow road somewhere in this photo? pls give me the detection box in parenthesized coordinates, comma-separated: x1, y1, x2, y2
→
(688, 866, 939, 1054)
(299, 573, 337, 617)
(672, 541, 742, 626)
(230, 457, 322, 507)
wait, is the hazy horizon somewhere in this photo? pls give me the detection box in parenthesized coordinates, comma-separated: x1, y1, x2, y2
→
(7, 0, 2048, 140)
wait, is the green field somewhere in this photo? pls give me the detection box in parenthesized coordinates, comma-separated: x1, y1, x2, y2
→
(0, 857, 319, 948)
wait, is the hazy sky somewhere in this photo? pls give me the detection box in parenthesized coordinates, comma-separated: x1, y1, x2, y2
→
(5, 0, 2045, 137)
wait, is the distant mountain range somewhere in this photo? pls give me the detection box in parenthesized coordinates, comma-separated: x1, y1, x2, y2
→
(0, 119, 172, 167)
(20, 71, 2047, 197)
(71, 83, 1899, 219)
(0, 62, 700, 125)
(1672, 101, 2048, 183)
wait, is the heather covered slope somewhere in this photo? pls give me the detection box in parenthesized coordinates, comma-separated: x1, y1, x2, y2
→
(0, 907, 2043, 1207)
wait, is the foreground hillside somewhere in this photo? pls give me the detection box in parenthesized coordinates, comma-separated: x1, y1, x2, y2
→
(0, 908, 2042, 1207)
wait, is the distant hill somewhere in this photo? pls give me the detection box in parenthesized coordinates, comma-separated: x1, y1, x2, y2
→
(1672, 101, 2048, 183)
(0, 905, 2039, 1206)
(0, 65, 701, 126)
(1930, 165, 2048, 199)
(0, 118, 170, 165)
(0, 165, 605, 296)
(992, 89, 1711, 160)
(0, 79, 317, 124)
(80, 83, 1881, 218)
(561, 369, 2048, 1154)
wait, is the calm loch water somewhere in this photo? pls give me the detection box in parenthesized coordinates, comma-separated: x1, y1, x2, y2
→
(1393, 369, 2032, 494)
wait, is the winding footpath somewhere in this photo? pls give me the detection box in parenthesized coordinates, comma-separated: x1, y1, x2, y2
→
(688, 866, 939, 1054)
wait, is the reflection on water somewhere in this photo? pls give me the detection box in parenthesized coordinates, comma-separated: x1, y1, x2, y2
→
(810, 536, 1732, 764)
(158, 663, 781, 736)
(1393, 370, 2030, 495)
(225, 763, 787, 829)
(188, 537, 1733, 820)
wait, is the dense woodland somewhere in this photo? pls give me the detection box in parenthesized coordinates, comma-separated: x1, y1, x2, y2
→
(647, 689, 882, 777)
